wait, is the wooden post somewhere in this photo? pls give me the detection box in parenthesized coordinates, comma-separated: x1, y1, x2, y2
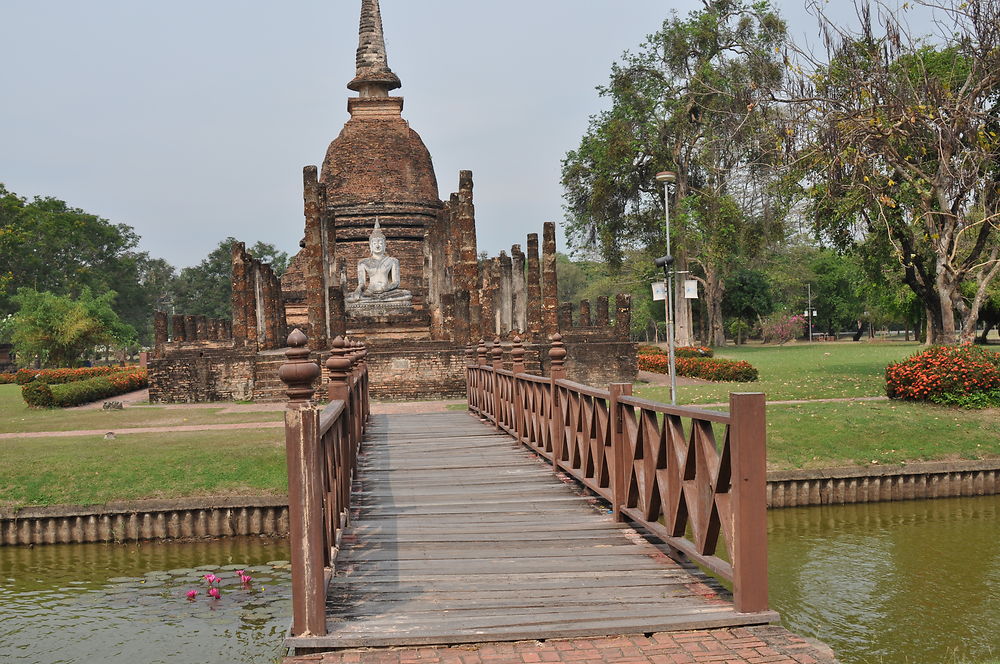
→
(549, 334, 567, 471)
(326, 336, 351, 403)
(609, 382, 632, 522)
(279, 329, 326, 637)
(511, 335, 526, 442)
(491, 336, 503, 429)
(465, 342, 476, 411)
(476, 339, 488, 421)
(730, 392, 768, 614)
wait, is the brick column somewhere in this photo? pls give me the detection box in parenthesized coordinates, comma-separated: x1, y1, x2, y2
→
(499, 251, 513, 334)
(526, 233, 542, 336)
(231, 241, 248, 342)
(455, 171, 481, 338)
(558, 302, 574, 330)
(578, 299, 591, 327)
(303, 166, 327, 349)
(171, 314, 186, 343)
(615, 293, 632, 340)
(541, 222, 559, 334)
(511, 244, 526, 333)
(153, 311, 168, 347)
(596, 296, 610, 328)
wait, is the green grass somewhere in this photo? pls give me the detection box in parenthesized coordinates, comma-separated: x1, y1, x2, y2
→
(765, 400, 1000, 469)
(0, 429, 287, 509)
(0, 385, 282, 433)
(635, 341, 920, 404)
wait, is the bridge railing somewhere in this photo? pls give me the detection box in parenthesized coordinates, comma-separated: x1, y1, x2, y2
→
(280, 330, 369, 637)
(467, 334, 768, 615)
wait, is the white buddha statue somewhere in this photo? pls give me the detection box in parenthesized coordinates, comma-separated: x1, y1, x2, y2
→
(347, 220, 412, 308)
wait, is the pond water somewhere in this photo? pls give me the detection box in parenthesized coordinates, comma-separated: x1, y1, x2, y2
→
(0, 537, 292, 664)
(769, 494, 999, 664)
(0, 495, 996, 664)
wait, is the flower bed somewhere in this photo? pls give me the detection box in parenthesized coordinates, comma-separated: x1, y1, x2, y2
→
(13, 366, 135, 385)
(885, 345, 1000, 408)
(638, 352, 758, 382)
(0, 372, 15, 384)
(21, 368, 148, 408)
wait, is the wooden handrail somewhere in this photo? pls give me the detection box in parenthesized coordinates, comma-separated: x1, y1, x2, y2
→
(280, 331, 370, 637)
(466, 345, 769, 615)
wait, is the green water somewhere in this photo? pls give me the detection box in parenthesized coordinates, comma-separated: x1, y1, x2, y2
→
(0, 537, 292, 664)
(769, 495, 1000, 664)
(0, 496, 996, 664)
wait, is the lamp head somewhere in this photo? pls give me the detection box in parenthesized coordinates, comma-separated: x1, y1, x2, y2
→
(653, 255, 674, 268)
(655, 171, 677, 184)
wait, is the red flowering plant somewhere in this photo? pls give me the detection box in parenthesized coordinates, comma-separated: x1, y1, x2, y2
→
(638, 352, 758, 382)
(885, 345, 1000, 408)
(638, 345, 714, 358)
(22, 367, 148, 408)
(14, 365, 132, 385)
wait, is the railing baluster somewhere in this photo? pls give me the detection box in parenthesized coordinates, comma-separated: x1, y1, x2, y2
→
(730, 392, 768, 614)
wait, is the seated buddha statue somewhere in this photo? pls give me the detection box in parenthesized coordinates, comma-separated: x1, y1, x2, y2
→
(346, 220, 412, 310)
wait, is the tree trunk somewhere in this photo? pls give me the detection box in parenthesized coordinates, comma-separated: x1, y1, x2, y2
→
(704, 267, 726, 347)
(673, 253, 693, 347)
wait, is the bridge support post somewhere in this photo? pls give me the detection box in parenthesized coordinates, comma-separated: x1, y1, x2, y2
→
(511, 336, 526, 442)
(609, 382, 632, 522)
(548, 334, 567, 472)
(730, 392, 768, 614)
(491, 336, 503, 430)
(476, 339, 489, 422)
(279, 329, 327, 637)
(465, 342, 476, 413)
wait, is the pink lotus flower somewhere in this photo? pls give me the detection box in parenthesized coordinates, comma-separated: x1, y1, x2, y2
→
(186, 589, 198, 600)
(208, 587, 221, 600)
(203, 573, 221, 585)
(239, 573, 253, 585)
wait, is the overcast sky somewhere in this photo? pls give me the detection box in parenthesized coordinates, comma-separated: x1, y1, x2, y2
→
(2, 1, 883, 269)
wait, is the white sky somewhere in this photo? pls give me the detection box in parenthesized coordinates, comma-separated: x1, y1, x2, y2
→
(1, 1, 876, 269)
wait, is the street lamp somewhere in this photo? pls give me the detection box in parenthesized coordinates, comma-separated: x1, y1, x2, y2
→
(655, 171, 677, 404)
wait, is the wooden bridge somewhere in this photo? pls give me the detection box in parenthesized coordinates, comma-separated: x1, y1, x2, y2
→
(278, 332, 774, 654)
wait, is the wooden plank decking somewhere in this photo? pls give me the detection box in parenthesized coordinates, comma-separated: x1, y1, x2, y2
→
(286, 412, 775, 650)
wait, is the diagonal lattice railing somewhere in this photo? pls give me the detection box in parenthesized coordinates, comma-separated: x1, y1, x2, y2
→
(466, 334, 768, 615)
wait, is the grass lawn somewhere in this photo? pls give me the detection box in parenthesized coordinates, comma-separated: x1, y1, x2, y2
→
(0, 429, 286, 509)
(635, 341, 920, 404)
(0, 384, 282, 433)
(765, 400, 1000, 469)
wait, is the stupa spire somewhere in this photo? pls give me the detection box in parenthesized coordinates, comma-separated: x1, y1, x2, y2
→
(347, 0, 401, 96)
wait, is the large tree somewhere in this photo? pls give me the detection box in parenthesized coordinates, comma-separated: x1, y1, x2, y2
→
(0, 184, 169, 344)
(788, 0, 1000, 344)
(561, 0, 789, 346)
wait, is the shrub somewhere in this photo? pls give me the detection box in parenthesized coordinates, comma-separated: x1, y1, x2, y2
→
(638, 345, 664, 356)
(885, 345, 1000, 407)
(0, 372, 16, 384)
(638, 353, 758, 382)
(638, 345, 714, 358)
(21, 381, 55, 408)
(14, 366, 135, 385)
(761, 312, 806, 345)
(20, 368, 148, 408)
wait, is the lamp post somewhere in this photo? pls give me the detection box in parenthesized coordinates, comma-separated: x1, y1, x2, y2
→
(655, 171, 677, 404)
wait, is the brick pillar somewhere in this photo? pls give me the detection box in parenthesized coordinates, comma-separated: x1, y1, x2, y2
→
(480, 257, 498, 338)
(559, 302, 574, 330)
(455, 171, 481, 338)
(499, 251, 513, 334)
(615, 293, 632, 340)
(511, 244, 526, 334)
(153, 311, 168, 347)
(231, 241, 248, 342)
(195, 315, 208, 341)
(596, 296, 610, 327)
(542, 222, 559, 334)
(303, 166, 327, 349)
(578, 299, 591, 327)
(184, 315, 197, 341)
(453, 290, 470, 343)
(172, 314, 186, 342)
(247, 258, 261, 345)
(526, 233, 542, 337)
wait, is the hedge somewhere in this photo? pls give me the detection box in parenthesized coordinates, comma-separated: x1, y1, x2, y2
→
(14, 366, 137, 385)
(638, 353, 758, 382)
(0, 372, 15, 384)
(21, 368, 148, 408)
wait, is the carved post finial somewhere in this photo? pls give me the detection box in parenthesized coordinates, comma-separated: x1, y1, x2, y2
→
(465, 342, 476, 368)
(279, 328, 320, 406)
(492, 335, 504, 370)
(477, 338, 488, 366)
(511, 335, 526, 374)
(326, 335, 352, 401)
(549, 333, 567, 379)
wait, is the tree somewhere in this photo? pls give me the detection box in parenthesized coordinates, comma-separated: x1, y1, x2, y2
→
(3, 288, 136, 368)
(172, 238, 289, 319)
(0, 184, 167, 344)
(723, 268, 774, 327)
(788, 0, 1000, 344)
(561, 0, 790, 346)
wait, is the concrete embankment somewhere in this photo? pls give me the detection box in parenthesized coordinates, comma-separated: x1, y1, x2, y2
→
(2, 459, 998, 545)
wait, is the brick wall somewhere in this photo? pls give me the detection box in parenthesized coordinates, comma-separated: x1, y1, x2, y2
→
(147, 343, 257, 403)
(365, 341, 468, 400)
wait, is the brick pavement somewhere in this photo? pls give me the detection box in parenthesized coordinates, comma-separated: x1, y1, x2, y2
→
(284, 627, 839, 664)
